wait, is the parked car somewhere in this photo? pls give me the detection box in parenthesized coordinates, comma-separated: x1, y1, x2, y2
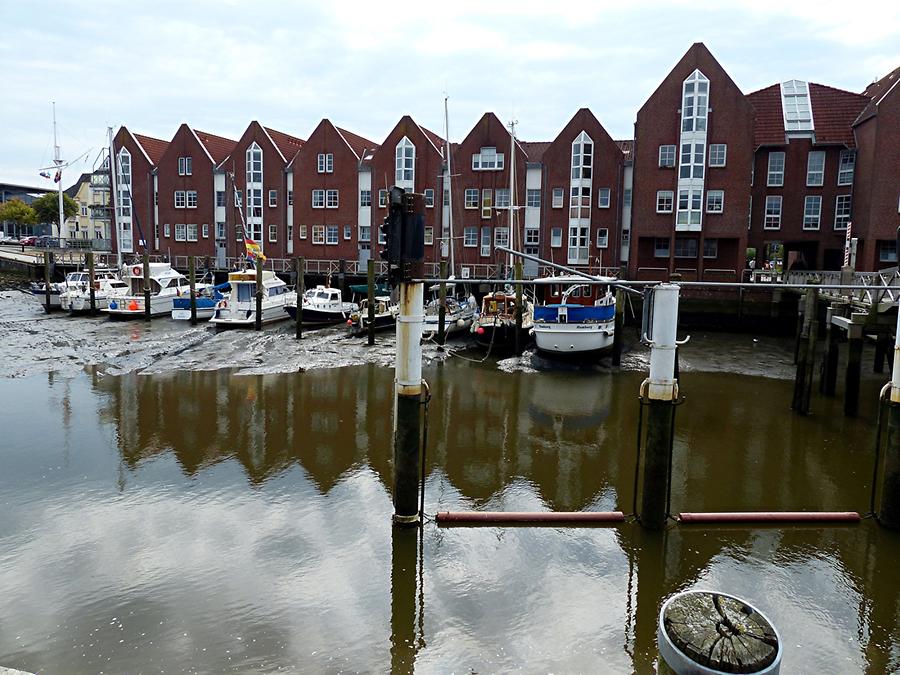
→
(35, 236, 61, 248)
(20, 236, 38, 246)
(0, 235, 19, 245)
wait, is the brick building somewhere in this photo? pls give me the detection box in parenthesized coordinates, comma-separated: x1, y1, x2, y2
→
(291, 119, 376, 265)
(747, 82, 868, 270)
(112, 127, 168, 254)
(629, 42, 755, 282)
(852, 67, 900, 271)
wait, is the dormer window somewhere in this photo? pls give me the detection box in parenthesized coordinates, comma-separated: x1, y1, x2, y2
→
(472, 147, 504, 171)
(781, 80, 814, 132)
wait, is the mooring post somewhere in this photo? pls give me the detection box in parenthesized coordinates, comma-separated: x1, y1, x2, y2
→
(254, 258, 263, 331)
(87, 250, 96, 315)
(877, 308, 900, 528)
(188, 255, 197, 325)
(514, 261, 523, 357)
(393, 278, 425, 525)
(43, 251, 52, 313)
(612, 287, 624, 366)
(793, 295, 804, 365)
(845, 313, 865, 416)
(821, 304, 840, 396)
(367, 257, 376, 346)
(875, 335, 890, 374)
(142, 250, 151, 321)
(438, 260, 447, 346)
(638, 283, 680, 530)
(295, 257, 304, 339)
(792, 287, 818, 414)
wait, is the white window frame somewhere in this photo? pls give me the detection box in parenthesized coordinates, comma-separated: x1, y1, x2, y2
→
(596, 227, 609, 248)
(654, 238, 670, 258)
(164, 223, 171, 238)
(676, 188, 703, 226)
(767, 152, 785, 187)
(299, 225, 308, 240)
(552, 188, 564, 208)
(681, 70, 709, 133)
(806, 151, 825, 187)
(571, 132, 593, 180)
(463, 226, 477, 247)
(326, 225, 339, 245)
(312, 189, 325, 208)
(360, 189, 371, 207)
(268, 190, 277, 207)
(679, 141, 705, 180)
(764, 195, 782, 230)
(656, 191, 674, 214)
(186, 223, 198, 242)
(550, 227, 563, 247)
(464, 188, 479, 209)
(395, 137, 415, 186)
(424, 226, 433, 245)
(708, 144, 727, 167)
(803, 195, 822, 230)
(838, 150, 855, 186)
(174, 191, 186, 209)
(175, 223, 186, 242)
(659, 145, 676, 168)
(178, 156, 192, 176)
(186, 190, 197, 208)
(317, 153, 334, 174)
(472, 146, 504, 171)
(494, 226, 509, 248)
(343, 224, 352, 241)
(288, 190, 293, 206)
(326, 189, 339, 209)
(312, 225, 325, 244)
(378, 189, 388, 207)
(705, 190, 724, 214)
(597, 187, 610, 208)
(268, 224, 277, 242)
(202, 223, 209, 239)
(481, 189, 492, 219)
(526, 189, 540, 208)
(495, 188, 510, 209)
(480, 226, 491, 257)
(424, 188, 435, 208)
(834, 195, 851, 230)
(215, 222, 225, 240)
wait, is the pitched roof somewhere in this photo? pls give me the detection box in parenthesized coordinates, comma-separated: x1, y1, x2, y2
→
(520, 141, 551, 163)
(133, 133, 169, 165)
(855, 65, 900, 126)
(192, 129, 237, 164)
(747, 82, 868, 147)
(64, 172, 91, 198)
(335, 126, 378, 160)
(615, 140, 634, 159)
(418, 124, 446, 155)
(264, 127, 305, 163)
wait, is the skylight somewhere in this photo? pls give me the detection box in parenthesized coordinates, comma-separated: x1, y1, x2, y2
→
(781, 80, 814, 132)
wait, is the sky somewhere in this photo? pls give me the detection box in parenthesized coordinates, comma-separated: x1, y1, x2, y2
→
(1, 0, 897, 189)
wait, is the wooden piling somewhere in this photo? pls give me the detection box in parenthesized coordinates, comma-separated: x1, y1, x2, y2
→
(437, 260, 447, 346)
(43, 251, 51, 313)
(875, 335, 890, 374)
(878, 402, 900, 528)
(514, 261, 523, 357)
(612, 288, 624, 366)
(791, 288, 817, 414)
(142, 250, 151, 321)
(845, 315, 864, 416)
(255, 258, 263, 331)
(188, 255, 197, 325)
(87, 250, 96, 315)
(295, 257, 304, 339)
(821, 305, 839, 396)
(367, 257, 376, 346)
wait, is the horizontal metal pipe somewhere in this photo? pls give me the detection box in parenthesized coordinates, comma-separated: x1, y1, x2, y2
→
(436, 511, 626, 525)
(412, 278, 893, 291)
(678, 511, 860, 524)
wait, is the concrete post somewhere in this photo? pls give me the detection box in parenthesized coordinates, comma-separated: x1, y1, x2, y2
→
(514, 261, 523, 357)
(393, 280, 424, 525)
(877, 309, 900, 528)
(255, 259, 263, 331)
(142, 250, 151, 321)
(367, 257, 376, 346)
(43, 251, 52, 313)
(612, 287, 624, 366)
(188, 255, 197, 325)
(639, 283, 680, 530)
(87, 250, 96, 315)
(295, 257, 304, 339)
(438, 260, 447, 346)
(821, 305, 839, 396)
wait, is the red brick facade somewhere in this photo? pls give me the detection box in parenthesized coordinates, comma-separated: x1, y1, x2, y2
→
(111, 127, 167, 255)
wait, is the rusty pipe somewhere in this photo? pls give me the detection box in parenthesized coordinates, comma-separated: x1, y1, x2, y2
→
(678, 511, 860, 524)
(436, 511, 625, 525)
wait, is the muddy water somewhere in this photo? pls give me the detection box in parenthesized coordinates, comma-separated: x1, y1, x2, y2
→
(0, 329, 896, 674)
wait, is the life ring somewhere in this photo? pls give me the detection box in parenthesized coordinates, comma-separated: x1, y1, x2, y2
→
(132, 265, 142, 276)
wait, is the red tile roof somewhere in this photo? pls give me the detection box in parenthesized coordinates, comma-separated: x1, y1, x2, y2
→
(133, 133, 170, 166)
(747, 83, 868, 147)
(264, 127, 305, 163)
(335, 126, 378, 160)
(520, 141, 551, 163)
(193, 129, 237, 164)
(856, 65, 900, 125)
(419, 125, 446, 154)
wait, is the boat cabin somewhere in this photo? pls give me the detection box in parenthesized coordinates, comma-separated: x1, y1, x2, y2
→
(226, 270, 288, 303)
(480, 293, 520, 319)
(122, 262, 188, 295)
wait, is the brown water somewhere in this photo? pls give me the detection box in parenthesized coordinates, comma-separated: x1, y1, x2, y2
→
(0, 355, 896, 673)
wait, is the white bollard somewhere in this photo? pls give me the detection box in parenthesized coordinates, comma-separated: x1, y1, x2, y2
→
(647, 283, 680, 402)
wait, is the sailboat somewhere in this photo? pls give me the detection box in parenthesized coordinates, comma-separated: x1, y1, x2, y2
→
(471, 118, 535, 351)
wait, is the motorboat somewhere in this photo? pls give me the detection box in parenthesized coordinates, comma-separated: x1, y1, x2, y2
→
(347, 295, 398, 336)
(285, 285, 358, 326)
(209, 270, 294, 328)
(422, 281, 477, 339)
(471, 290, 534, 352)
(532, 275, 616, 357)
(103, 262, 190, 318)
(172, 282, 230, 321)
(31, 269, 105, 311)
(59, 269, 129, 314)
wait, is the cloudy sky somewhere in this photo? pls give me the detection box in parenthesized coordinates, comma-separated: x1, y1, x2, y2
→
(1, 0, 897, 188)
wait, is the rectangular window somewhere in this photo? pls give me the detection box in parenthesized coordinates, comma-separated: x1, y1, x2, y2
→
(834, 195, 851, 230)
(312, 189, 325, 208)
(360, 189, 371, 207)
(494, 227, 509, 248)
(472, 147, 504, 170)
(178, 157, 192, 176)
(288, 190, 293, 206)
(215, 222, 225, 239)
(299, 225, 308, 240)
(424, 188, 435, 207)
(326, 190, 339, 208)
(464, 188, 478, 209)
(679, 141, 705, 179)
(235, 223, 243, 241)
(235, 190, 242, 207)
(676, 189, 703, 225)
(174, 191, 186, 208)
(175, 223, 186, 241)
(442, 186, 450, 207)
(838, 151, 855, 186)
(706, 190, 724, 213)
(570, 186, 591, 218)
(481, 189, 492, 219)
(764, 195, 782, 229)
(526, 189, 541, 208)
(495, 189, 510, 209)
(154, 191, 158, 206)
(164, 223, 171, 238)
(378, 189, 388, 207)
(186, 191, 197, 208)
(656, 191, 674, 213)
(343, 224, 351, 240)
(312, 225, 325, 244)
(463, 226, 478, 247)
(703, 238, 718, 259)
(708, 144, 727, 167)
(480, 226, 491, 256)
(767, 152, 785, 187)
(185, 223, 197, 241)
(674, 237, 697, 258)
(596, 228, 609, 248)
(424, 226, 433, 245)
(268, 224, 277, 242)
(659, 145, 676, 168)
(624, 188, 632, 207)
(202, 223, 209, 239)
(359, 225, 371, 242)
(287, 224, 293, 241)
(806, 151, 825, 187)
(551, 227, 562, 247)
(268, 190, 277, 207)
(525, 228, 539, 245)
(654, 238, 670, 258)
(216, 191, 226, 207)
(326, 225, 339, 244)
(880, 241, 898, 263)
(803, 195, 822, 230)
(317, 153, 333, 173)
(597, 187, 610, 208)
(552, 188, 564, 208)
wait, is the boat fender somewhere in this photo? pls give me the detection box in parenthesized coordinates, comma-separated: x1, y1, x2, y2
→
(456, 318, 466, 327)
(220, 300, 228, 308)
(132, 266, 142, 277)
(128, 300, 139, 311)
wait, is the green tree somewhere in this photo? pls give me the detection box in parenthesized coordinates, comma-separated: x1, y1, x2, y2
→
(0, 198, 38, 229)
(31, 191, 78, 225)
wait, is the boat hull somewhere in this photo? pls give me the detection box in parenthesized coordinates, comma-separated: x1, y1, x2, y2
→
(473, 323, 533, 352)
(102, 295, 173, 318)
(348, 313, 396, 336)
(210, 302, 290, 328)
(533, 321, 615, 356)
(30, 285, 61, 309)
(285, 305, 354, 326)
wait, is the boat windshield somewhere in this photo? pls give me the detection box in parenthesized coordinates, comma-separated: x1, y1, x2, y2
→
(237, 283, 256, 302)
(316, 291, 332, 301)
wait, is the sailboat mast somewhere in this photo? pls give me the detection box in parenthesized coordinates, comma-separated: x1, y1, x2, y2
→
(53, 102, 64, 240)
(109, 126, 122, 270)
(444, 95, 455, 275)
(508, 119, 516, 270)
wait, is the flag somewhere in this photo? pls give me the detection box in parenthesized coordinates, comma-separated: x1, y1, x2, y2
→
(53, 170, 61, 183)
(244, 237, 265, 262)
(39, 171, 51, 179)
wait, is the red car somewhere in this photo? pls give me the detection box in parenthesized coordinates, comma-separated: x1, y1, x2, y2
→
(20, 236, 38, 246)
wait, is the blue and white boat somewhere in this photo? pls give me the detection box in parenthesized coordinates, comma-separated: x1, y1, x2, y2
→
(532, 275, 616, 357)
(171, 282, 230, 320)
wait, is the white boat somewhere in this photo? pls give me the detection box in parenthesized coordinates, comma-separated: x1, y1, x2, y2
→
(59, 268, 129, 314)
(102, 262, 190, 318)
(284, 286, 358, 326)
(532, 275, 616, 357)
(471, 290, 535, 352)
(171, 282, 229, 321)
(348, 296, 399, 336)
(422, 284, 477, 338)
(209, 269, 295, 328)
